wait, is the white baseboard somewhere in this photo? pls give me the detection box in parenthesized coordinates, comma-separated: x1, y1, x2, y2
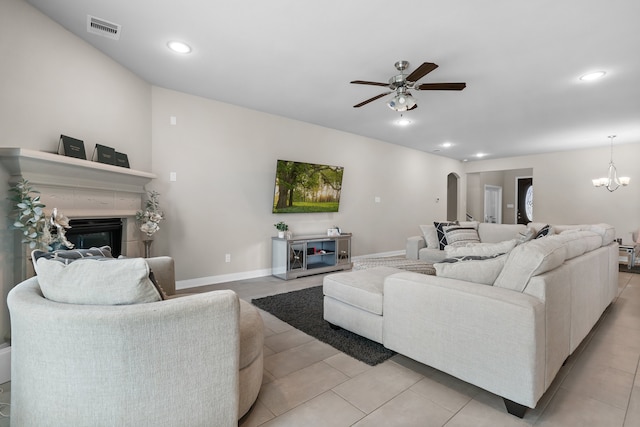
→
(0, 346, 10, 384)
(176, 268, 272, 290)
(176, 251, 406, 290)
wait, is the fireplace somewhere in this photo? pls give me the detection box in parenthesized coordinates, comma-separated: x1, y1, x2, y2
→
(66, 218, 124, 257)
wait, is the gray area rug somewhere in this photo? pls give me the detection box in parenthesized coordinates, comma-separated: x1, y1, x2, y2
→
(252, 286, 395, 366)
(620, 263, 640, 274)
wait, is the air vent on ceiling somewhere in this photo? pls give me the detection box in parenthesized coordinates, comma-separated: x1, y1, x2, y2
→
(87, 15, 121, 40)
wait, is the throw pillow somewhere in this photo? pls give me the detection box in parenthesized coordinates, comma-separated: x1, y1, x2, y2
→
(434, 221, 459, 250)
(31, 246, 114, 274)
(434, 253, 507, 285)
(443, 226, 480, 248)
(445, 239, 518, 258)
(36, 257, 162, 305)
(119, 255, 168, 300)
(419, 225, 440, 249)
(534, 224, 553, 239)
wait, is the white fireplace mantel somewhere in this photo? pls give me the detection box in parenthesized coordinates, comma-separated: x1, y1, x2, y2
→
(0, 147, 157, 258)
(0, 148, 156, 193)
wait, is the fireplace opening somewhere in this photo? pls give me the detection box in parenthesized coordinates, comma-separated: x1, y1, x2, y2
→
(66, 218, 123, 257)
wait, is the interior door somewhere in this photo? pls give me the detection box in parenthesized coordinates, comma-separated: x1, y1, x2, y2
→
(516, 177, 533, 224)
(484, 185, 502, 223)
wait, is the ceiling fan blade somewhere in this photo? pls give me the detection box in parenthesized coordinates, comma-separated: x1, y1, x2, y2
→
(408, 104, 418, 110)
(415, 82, 466, 91)
(353, 92, 392, 108)
(350, 80, 389, 87)
(406, 62, 438, 82)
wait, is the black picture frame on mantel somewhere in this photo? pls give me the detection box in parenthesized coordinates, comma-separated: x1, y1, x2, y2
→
(91, 144, 116, 165)
(58, 135, 87, 160)
(115, 152, 130, 168)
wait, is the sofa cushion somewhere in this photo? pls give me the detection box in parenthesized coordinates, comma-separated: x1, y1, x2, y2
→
(588, 223, 616, 246)
(31, 246, 113, 274)
(419, 224, 440, 249)
(36, 257, 162, 305)
(443, 226, 480, 248)
(434, 221, 459, 250)
(494, 236, 567, 292)
(518, 227, 535, 244)
(445, 239, 518, 258)
(435, 253, 507, 285)
(477, 223, 526, 243)
(323, 266, 400, 315)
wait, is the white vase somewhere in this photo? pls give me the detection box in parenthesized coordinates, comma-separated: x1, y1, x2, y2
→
(278, 231, 285, 238)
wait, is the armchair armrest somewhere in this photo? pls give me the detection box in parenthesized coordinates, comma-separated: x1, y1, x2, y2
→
(145, 256, 176, 296)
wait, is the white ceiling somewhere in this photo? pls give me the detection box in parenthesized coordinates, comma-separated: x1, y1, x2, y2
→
(26, 0, 640, 161)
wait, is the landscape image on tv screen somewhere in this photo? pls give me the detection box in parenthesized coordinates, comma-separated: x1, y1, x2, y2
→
(272, 160, 344, 213)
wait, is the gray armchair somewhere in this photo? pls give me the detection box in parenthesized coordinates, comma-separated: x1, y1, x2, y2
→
(8, 256, 263, 426)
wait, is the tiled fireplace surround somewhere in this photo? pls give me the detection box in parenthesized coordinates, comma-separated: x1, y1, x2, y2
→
(0, 148, 156, 382)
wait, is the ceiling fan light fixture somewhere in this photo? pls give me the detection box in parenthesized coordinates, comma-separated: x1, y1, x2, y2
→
(387, 93, 416, 112)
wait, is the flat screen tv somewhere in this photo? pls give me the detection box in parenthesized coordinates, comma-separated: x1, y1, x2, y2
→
(272, 159, 344, 213)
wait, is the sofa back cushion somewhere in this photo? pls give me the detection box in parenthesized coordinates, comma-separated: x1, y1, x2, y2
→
(477, 223, 527, 243)
(494, 236, 567, 292)
(587, 223, 616, 246)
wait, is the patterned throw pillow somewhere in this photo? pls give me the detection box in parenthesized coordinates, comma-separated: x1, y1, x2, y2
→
(31, 246, 114, 274)
(434, 221, 459, 250)
(534, 224, 552, 239)
(443, 226, 480, 248)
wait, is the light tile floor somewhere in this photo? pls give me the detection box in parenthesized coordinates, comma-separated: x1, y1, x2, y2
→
(2, 270, 638, 426)
(212, 269, 639, 427)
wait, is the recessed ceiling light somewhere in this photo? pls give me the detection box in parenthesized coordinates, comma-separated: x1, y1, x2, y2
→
(476, 153, 486, 158)
(441, 142, 452, 148)
(579, 71, 606, 81)
(167, 41, 192, 54)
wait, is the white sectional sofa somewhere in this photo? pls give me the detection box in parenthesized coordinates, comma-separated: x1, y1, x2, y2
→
(323, 223, 618, 417)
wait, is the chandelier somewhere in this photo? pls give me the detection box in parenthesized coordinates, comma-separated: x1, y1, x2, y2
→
(592, 135, 630, 192)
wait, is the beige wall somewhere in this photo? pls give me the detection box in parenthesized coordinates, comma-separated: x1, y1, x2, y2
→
(0, 0, 152, 343)
(465, 146, 640, 243)
(150, 87, 465, 282)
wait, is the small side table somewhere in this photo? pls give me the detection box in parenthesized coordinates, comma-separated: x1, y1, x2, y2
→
(619, 244, 637, 270)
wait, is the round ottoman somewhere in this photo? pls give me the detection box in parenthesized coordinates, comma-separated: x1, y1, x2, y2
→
(238, 299, 264, 418)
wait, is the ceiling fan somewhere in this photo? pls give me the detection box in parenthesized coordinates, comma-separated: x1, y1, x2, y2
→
(351, 60, 466, 111)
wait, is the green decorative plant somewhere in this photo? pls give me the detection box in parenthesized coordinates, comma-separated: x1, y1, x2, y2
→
(8, 179, 47, 249)
(274, 221, 288, 232)
(8, 179, 74, 250)
(136, 190, 164, 238)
